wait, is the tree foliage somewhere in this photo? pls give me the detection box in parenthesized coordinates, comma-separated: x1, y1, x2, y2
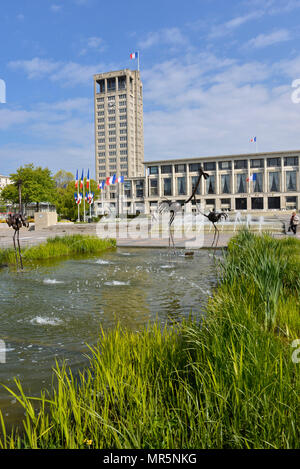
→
(1, 164, 56, 211)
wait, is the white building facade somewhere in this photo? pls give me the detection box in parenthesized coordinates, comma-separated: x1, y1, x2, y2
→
(96, 150, 300, 215)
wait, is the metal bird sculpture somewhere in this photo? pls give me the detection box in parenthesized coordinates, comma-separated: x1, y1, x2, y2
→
(6, 213, 29, 270)
(201, 210, 228, 248)
(157, 166, 209, 250)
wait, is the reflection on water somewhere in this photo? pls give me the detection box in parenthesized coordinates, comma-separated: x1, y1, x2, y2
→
(0, 247, 217, 428)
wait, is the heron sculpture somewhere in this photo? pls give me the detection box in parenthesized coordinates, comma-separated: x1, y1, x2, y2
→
(157, 166, 228, 249)
(157, 166, 209, 250)
(6, 213, 29, 270)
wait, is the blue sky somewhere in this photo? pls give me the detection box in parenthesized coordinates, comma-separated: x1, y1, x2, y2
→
(1, 0, 300, 178)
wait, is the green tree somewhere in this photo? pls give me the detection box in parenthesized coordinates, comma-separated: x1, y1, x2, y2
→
(1, 164, 56, 212)
(54, 170, 74, 188)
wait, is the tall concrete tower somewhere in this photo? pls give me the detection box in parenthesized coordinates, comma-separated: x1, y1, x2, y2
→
(94, 69, 144, 187)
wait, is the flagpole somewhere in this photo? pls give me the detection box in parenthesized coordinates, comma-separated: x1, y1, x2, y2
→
(83, 178, 86, 223)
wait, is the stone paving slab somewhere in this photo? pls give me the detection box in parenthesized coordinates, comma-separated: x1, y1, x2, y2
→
(0, 222, 299, 249)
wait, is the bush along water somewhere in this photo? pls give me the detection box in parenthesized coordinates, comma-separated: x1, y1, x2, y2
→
(0, 235, 116, 267)
(0, 231, 299, 448)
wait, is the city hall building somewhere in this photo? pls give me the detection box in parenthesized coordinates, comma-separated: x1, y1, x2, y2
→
(93, 69, 299, 215)
(96, 150, 300, 215)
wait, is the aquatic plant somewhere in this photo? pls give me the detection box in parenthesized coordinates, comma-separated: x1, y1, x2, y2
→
(0, 235, 116, 266)
(0, 232, 299, 448)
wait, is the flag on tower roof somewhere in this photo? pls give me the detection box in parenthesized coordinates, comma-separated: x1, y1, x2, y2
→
(130, 52, 138, 59)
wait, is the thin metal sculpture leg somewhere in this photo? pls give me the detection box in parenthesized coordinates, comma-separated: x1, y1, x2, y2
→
(13, 231, 19, 269)
(211, 223, 217, 247)
(17, 230, 23, 270)
(169, 211, 175, 251)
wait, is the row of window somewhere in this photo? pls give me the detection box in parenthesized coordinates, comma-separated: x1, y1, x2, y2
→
(144, 172, 298, 197)
(148, 157, 299, 175)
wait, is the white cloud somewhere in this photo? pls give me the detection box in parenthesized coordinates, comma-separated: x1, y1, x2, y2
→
(246, 29, 292, 48)
(50, 4, 63, 12)
(141, 54, 300, 161)
(8, 58, 108, 86)
(138, 27, 189, 50)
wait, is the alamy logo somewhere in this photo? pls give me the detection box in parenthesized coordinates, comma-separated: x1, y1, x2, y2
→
(0, 78, 6, 103)
(291, 79, 300, 104)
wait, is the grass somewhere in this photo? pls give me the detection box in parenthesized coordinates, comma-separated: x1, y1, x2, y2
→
(0, 234, 116, 266)
(0, 231, 299, 449)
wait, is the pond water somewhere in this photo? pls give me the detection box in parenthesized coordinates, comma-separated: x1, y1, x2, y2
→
(0, 247, 218, 429)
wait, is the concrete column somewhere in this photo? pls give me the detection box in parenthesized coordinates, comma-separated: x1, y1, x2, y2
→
(264, 158, 268, 194)
(158, 167, 162, 198)
(172, 165, 175, 198)
(186, 164, 190, 196)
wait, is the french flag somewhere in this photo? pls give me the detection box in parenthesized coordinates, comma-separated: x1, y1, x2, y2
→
(80, 170, 84, 189)
(247, 174, 257, 182)
(130, 52, 138, 59)
(86, 169, 90, 190)
(109, 174, 117, 185)
(117, 175, 124, 183)
(250, 137, 257, 143)
(100, 180, 106, 190)
(75, 169, 78, 188)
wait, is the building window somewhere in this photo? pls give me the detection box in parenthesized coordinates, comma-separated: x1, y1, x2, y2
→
(286, 171, 297, 191)
(252, 197, 264, 210)
(206, 175, 215, 194)
(149, 166, 158, 175)
(99, 165, 106, 171)
(118, 76, 126, 90)
(98, 125, 105, 129)
(204, 162, 216, 171)
(109, 158, 116, 163)
(161, 165, 172, 174)
(98, 138, 105, 143)
(107, 77, 116, 92)
(96, 97, 104, 102)
(284, 156, 299, 166)
(109, 151, 116, 156)
(219, 161, 232, 170)
(119, 93, 126, 99)
(120, 115, 127, 120)
(163, 178, 172, 196)
(191, 176, 201, 194)
(177, 177, 186, 195)
(269, 172, 280, 192)
(189, 163, 201, 172)
(108, 117, 115, 122)
(109, 131, 116, 136)
(120, 164, 128, 169)
(120, 136, 127, 141)
(221, 174, 231, 194)
(268, 197, 280, 209)
(120, 157, 127, 162)
(97, 111, 104, 116)
(98, 152, 105, 157)
(109, 124, 116, 129)
(175, 164, 186, 173)
(120, 129, 127, 134)
(120, 122, 127, 127)
(236, 174, 247, 193)
(108, 96, 115, 101)
(98, 131, 105, 136)
(234, 160, 247, 169)
(98, 118, 104, 123)
(136, 180, 144, 198)
(98, 144, 105, 149)
(253, 173, 263, 192)
(109, 138, 116, 143)
(119, 107, 127, 113)
(120, 150, 127, 155)
(108, 109, 115, 115)
(286, 196, 297, 209)
(149, 179, 158, 196)
(267, 157, 281, 167)
(235, 198, 247, 210)
(251, 159, 264, 168)
(120, 143, 127, 148)
(124, 181, 131, 197)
